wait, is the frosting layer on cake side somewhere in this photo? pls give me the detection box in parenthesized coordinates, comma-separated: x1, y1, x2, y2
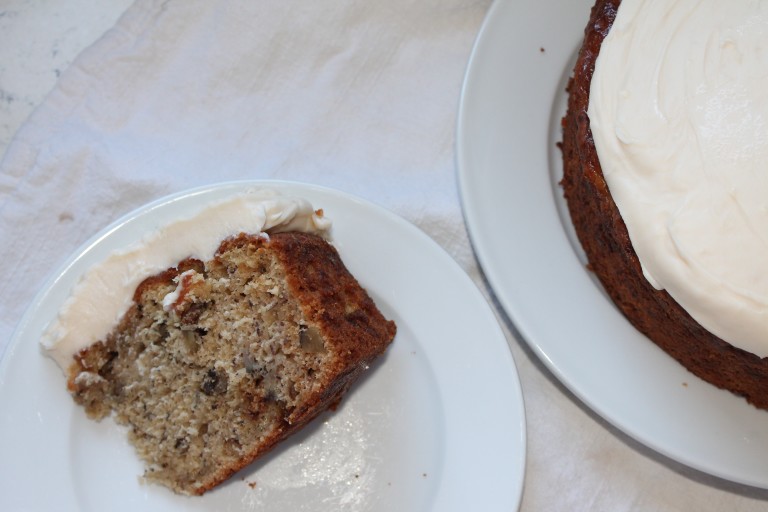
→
(41, 188, 332, 370)
(588, 0, 768, 357)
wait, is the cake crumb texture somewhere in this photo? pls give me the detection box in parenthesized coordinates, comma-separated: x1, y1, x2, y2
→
(67, 231, 396, 495)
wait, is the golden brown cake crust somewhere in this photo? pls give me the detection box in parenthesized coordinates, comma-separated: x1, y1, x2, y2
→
(67, 231, 396, 495)
(239, 231, 397, 425)
(561, 0, 768, 410)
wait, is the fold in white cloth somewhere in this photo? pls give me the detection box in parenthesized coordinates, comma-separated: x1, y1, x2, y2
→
(1, 1, 767, 511)
(0, 0, 487, 349)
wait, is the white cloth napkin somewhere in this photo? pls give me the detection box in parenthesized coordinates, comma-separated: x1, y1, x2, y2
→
(1, 1, 767, 510)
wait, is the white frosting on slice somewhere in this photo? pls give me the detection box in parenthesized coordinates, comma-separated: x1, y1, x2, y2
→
(588, 0, 768, 357)
(41, 188, 331, 370)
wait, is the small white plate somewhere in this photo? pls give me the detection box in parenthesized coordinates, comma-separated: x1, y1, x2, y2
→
(457, 0, 768, 489)
(0, 181, 526, 511)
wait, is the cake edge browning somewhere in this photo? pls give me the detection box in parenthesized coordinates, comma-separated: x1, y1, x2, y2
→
(560, 0, 768, 410)
(260, 232, 397, 425)
(191, 232, 396, 494)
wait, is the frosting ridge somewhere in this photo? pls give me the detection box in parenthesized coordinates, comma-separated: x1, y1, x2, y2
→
(42, 188, 331, 370)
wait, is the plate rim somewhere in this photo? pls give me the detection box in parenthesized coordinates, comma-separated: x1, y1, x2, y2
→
(456, 0, 768, 490)
(0, 178, 527, 510)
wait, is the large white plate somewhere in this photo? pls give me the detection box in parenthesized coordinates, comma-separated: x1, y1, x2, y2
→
(0, 181, 525, 511)
(457, 0, 768, 490)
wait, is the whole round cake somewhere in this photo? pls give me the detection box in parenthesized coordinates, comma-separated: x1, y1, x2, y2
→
(561, 0, 768, 409)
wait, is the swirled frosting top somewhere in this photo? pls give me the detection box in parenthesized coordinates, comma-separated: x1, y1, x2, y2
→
(588, 0, 768, 357)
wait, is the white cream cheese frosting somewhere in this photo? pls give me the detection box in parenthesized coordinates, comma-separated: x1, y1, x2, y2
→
(41, 188, 331, 371)
(588, 0, 768, 357)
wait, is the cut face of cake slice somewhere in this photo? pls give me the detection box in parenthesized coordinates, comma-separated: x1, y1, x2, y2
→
(67, 231, 396, 495)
